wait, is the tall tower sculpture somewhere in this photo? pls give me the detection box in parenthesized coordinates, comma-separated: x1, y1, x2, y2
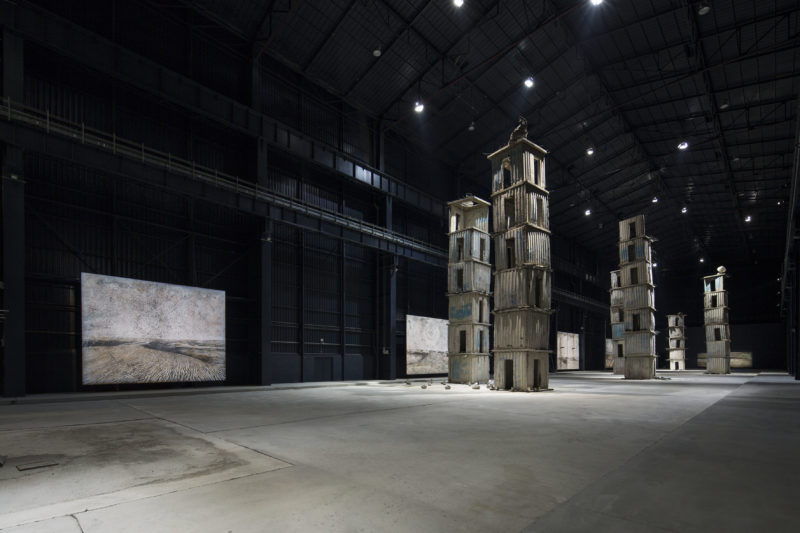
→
(618, 215, 656, 379)
(703, 266, 731, 374)
(666, 313, 686, 370)
(447, 195, 492, 384)
(488, 119, 551, 391)
(610, 270, 625, 374)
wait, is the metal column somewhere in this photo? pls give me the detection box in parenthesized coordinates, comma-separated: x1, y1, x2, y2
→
(2, 147, 25, 397)
(259, 219, 273, 385)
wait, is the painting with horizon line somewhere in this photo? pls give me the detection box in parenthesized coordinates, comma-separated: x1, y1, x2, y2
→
(81, 273, 226, 384)
(406, 315, 448, 375)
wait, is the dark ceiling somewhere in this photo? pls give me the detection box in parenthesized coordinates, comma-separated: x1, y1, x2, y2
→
(155, 0, 798, 276)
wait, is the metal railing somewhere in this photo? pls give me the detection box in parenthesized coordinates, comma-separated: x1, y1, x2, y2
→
(0, 97, 447, 260)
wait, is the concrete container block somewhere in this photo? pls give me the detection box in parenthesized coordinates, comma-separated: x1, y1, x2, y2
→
(705, 339, 731, 357)
(448, 196, 490, 233)
(619, 262, 654, 287)
(494, 267, 551, 311)
(622, 285, 655, 309)
(703, 307, 729, 325)
(618, 237, 652, 265)
(703, 291, 728, 309)
(622, 307, 656, 332)
(703, 273, 727, 293)
(610, 288, 624, 307)
(624, 331, 656, 356)
(447, 261, 491, 294)
(492, 185, 549, 233)
(493, 350, 549, 390)
(448, 323, 491, 355)
(448, 353, 490, 384)
(448, 292, 490, 325)
(490, 142, 547, 193)
(705, 324, 730, 342)
(706, 355, 731, 374)
(611, 323, 625, 339)
(667, 314, 685, 328)
(668, 337, 685, 349)
(494, 309, 550, 350)
(448, 230, 490, 263)
(624, 354, 656, 379)
(619, 215, 646, 241)
(493, 228, 550, 269)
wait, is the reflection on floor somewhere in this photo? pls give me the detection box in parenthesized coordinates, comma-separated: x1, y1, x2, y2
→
(0, 371, 797, 532)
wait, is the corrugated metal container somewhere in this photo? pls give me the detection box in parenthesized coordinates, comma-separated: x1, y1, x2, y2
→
(613, 352, 625, 374)
(448, 323, 491, 355)
(611, 323, 625, 339)
(706, 339, 731, 356)
(494, 309, 550, 350)
(624, 331, 656, 356)
(703, 292, 728, 308)
(493, 228, 550, 269)
(610, 307, 623, 324)
(493, 351, 549, 390)
(610, 270, 621, 288)
(618, 237, 652, 264)
(448, 292, 490, 324)
(622, 308, 655, 332)
(703, 307, 729, 325)
(491, 185, 549, 233)
(622, 285, 655, 308)
(610, 288, 624, 307)
(447, 262, 491, 293)
(618, 215, 646, 241)
(448, 230, 491, 263)
(448, 354, 490, 384)
(667, 348, 686, 358)
(493, 267, 551, 310)
(624, 355, 656, 379)
(705, 324, 731, 342)
(619, 263, 654, 286)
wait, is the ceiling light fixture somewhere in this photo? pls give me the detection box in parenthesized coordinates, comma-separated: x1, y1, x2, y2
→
(584, 208, 591, 216)
(699, 258, 705, 263)
(468, 121, 475, 132)
(697, 3, 711, 16)
(677, 141, 689, 150)
(653, 262, 658, 268)
(453, 0, 464, 7)
(414, 101, 424, 113)
(590, 0, 603, 5)
(719, 102, 729, 110)
(524, 77, 534, 88)
(373, 47, 382, 57)
(586, 147, 594, 156)
(745, 215, 752, 222)
(652, 196, 659, 203)
(681, 206, 688, 214)
(778, 200, 783, 206)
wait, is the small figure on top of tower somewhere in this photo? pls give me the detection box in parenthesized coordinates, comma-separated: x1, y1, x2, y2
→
(509, 116, 528, 144)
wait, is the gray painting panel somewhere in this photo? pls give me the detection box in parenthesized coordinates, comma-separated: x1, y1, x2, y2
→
(81, 273, 226, 384)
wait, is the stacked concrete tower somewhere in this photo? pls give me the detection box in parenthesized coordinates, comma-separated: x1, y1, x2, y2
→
(447, 195, 492, 384)
(618, 215, 656, 379)
(666, 313, 686, 370)
(488, 124, 551, 391)
(609, 270, 625, 374)
(703, 266, 731, 374)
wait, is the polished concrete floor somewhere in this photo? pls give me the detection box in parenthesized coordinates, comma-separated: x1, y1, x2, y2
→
(0, 371, 797, 532)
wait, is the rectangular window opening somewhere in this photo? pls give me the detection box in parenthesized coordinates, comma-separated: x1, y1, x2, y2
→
(459, 330, 467, 353)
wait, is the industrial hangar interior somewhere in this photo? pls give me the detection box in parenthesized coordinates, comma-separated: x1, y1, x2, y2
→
(0, 0, 798, 531)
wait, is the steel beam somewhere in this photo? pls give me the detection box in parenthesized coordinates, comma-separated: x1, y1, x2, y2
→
(0, 1, 445, 219)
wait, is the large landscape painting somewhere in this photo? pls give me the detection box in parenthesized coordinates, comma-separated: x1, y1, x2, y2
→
(406, 315, 448, 375)
(82, 273, 226, 384)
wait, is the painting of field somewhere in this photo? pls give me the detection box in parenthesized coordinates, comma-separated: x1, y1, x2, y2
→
(406, 315, 448, 375)
(81, 273, 225, 384)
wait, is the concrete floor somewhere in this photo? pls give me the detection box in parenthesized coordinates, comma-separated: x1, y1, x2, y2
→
(0, 371, 797, 532)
